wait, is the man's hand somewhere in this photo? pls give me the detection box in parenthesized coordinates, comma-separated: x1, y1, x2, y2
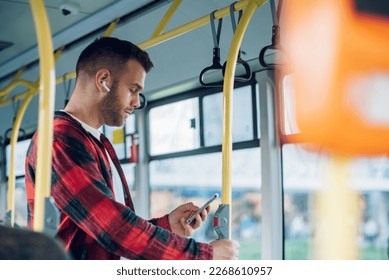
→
(168, 202, 209, 237)
(210, 239, 240, 260)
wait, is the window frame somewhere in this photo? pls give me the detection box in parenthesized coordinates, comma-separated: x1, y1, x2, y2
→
(146, 80, 259, 162)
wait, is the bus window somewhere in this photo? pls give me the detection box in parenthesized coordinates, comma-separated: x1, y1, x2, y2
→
(149, 148, 261, 259)
(6, 138, 31, 177)
(103, 114, 135, 160)
(13, 177, 28, 227)
(282, 144, 327, 259)
(104, 124, 126, 160)
(283, 144, 389, 259)
(350, 156, 389, 259)
(149, 98, 200, 155)
(281, 75, 299, 135)
(203, 85, 254, 146)
(5, 139, 31, 227)
(121, 163, 136, 192)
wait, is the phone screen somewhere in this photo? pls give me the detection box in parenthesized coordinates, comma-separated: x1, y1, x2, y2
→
(186, 193, 219, 224)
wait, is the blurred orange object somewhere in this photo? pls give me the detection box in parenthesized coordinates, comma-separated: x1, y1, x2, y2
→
(281, 0, 389, 155)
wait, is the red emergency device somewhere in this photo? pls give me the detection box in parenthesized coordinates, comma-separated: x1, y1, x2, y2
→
(129, 133, 139, 163)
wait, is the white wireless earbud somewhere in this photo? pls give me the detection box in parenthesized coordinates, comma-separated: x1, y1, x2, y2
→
(102, 81, 111, 92)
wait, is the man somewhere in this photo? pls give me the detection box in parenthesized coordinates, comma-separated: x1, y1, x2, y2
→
(25, 37, 239, 260)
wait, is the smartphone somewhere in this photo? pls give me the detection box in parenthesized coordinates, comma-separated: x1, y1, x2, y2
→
(186, 193, 219, 224)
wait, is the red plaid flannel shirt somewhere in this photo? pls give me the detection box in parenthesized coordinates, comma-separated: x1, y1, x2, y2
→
(25, 111, 213, 260)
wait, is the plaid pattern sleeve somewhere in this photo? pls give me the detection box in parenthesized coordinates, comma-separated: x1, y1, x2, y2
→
(25, 111, 213, 260)
(149, 214, 171, 230)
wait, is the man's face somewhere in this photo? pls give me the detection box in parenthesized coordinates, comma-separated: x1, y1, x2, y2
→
(100, 60, 146, 126)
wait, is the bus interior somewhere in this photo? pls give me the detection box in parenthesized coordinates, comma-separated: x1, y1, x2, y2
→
(1, 0, 389, 260)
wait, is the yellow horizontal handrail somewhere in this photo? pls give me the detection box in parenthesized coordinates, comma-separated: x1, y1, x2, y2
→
(103, 18, 120, 37)
(0, 49, 63, 100)
(0, 80, 38, 98)
(0, 0, 262, 109)
(151, 0, 182, 38)
(0, 49, 62, 103)
(138, 0, 257, 49)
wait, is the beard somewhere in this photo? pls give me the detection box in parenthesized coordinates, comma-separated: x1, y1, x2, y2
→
(100, 81, 125, 127)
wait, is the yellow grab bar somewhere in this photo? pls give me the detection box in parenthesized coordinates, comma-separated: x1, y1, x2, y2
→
(30, 0, 56, 232)
(151, 0, 182, 38)
(0, 0, 263, 109)
(0, 80, 38, 98)
(315, 156, 360, 259)
(103, 18, 120, 37)
(221, 0, 266, 238)
(6, 90, 35, 226)
(139, 0, 260, 49)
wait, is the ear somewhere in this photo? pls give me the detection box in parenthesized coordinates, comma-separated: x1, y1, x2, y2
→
(95, 69, 111, 93)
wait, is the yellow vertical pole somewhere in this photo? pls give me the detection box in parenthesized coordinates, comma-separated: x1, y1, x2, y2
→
(315, 156, 360, 259)
(221, 0, 266, 238)
(30, 0, 56, 232)
(7, 48, 62, 227)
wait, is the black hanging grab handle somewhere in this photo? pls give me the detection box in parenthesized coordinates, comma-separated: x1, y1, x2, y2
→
(4, 99, 27, 141)
(222, 2, 252, 82)
(222, 54, 252, 82)
(223, 56, 252, 82)
(199, 11, 224, 87)
(259, 0, 284, 69)
(4, 127, 26, 141)
(135, 93, 147, 110)
(259, 25, 281, 69)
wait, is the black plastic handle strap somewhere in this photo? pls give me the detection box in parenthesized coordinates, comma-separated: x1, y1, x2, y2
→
(259, 25, 281, 69)
(259, 0, 283, 69)
(222, 2, 252, 82)
(210, 10, 223, 50)
(199, 11, 224, 87)
(269, 0, 278, 26)
(4, 127, 26, 140)
(5, 97, 26, 140)
(230, 3, 243, 59)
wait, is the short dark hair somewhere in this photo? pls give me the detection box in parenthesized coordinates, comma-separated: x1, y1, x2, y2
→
(76, 37, 153, 78)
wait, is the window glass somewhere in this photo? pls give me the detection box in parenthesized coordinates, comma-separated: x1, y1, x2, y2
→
(203, 86, 254, 146)
(283, 144, 389, 259)
(104, 124, 126, 160)
(125, 114, 136, 134)
(149, 98, 200, 155)
(350, 156, 389, 259)
(13, 177, 28, 227)
(282, 144, 325, 259)
(122, 163, 136, 191)
(104, 114, 135, 160)
(6, 138, 31, 177)
(149, 148, 261, 259)
(256, 84, 261, 138)
(282, 75, 300, 134)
